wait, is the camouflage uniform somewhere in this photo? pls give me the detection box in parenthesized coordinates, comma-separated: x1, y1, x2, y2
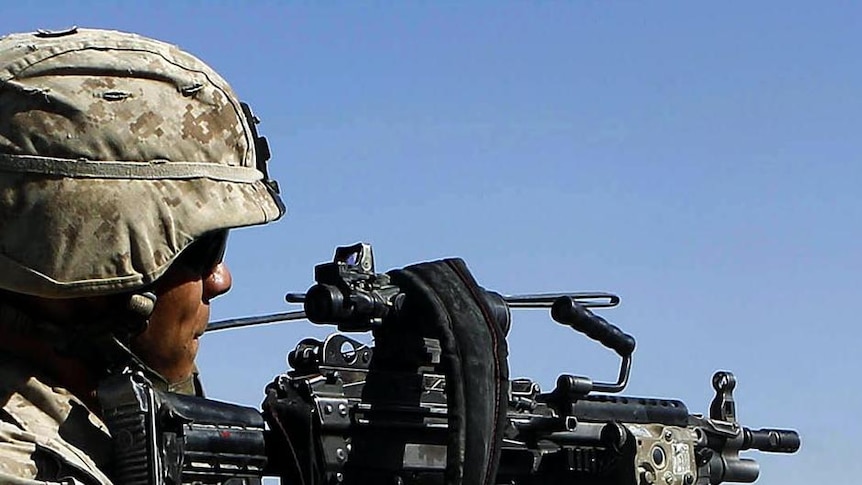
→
(0, 28, 284, 481)
(0, 362, 112, 484)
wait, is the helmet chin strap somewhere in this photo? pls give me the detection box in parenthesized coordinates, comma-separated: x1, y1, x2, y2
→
(0, 290, 200, 396)
(113, 292, 203, 396)
(107, 293, 168, 390)
(74, 291, 170, 393)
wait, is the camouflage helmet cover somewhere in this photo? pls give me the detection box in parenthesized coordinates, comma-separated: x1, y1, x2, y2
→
(0, 27, 284, 298)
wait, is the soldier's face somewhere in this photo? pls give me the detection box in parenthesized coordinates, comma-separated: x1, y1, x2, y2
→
(130, 261, 232, 385)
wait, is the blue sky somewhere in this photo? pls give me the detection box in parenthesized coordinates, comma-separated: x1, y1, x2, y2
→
(5, 3, 858, 483)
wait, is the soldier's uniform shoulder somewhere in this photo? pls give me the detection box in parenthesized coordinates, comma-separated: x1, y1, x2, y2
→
(0, 355, 113, 485)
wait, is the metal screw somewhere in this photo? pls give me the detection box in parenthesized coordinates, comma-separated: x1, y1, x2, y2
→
(338, 403, 348, 416)
(684, 473, 694, 485)
(336, 448, 347, 462)
(664, 429, 674, 441)
(664, 472, 674, 484)
(640, 468, 656, 484)
(335, 472, 344, 483)
(324, 403, 334, 414)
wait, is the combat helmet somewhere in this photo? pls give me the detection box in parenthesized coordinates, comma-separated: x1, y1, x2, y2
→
(0, 27, 285, 299)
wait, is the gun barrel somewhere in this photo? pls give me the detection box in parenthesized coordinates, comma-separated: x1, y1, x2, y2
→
(209, 291, 621, 334)
(206, 311, 307, 332)
(504, 292, 620, 309)
(743, 427, 801, 453)
(290, 291, 621, 309)
(711, 456, 760, 484)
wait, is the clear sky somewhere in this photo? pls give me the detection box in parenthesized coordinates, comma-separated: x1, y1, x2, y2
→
(5, 2, 857, 483)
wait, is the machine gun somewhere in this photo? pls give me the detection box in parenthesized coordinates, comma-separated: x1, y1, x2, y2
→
(206, 242, 800, 485)
(105, 243, 797, 485)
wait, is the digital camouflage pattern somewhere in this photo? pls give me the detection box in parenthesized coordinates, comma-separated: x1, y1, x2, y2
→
(0, 28, 284, 298)
(0, 303, 112, 483)
(0, 357, 113, 484)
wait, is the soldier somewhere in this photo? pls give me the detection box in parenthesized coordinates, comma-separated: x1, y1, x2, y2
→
(0, 28, 284, 483)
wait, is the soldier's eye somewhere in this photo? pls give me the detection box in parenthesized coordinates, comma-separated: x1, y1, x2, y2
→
(176, 230, 228, 276)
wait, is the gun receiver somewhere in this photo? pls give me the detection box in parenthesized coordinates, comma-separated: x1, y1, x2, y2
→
(259, 242, 800, 485)
(97, 372, 267, 485)
(198, 242, 800, 485)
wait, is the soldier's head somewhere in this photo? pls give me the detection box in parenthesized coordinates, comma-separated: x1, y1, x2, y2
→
(0, 27, 284, 390)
